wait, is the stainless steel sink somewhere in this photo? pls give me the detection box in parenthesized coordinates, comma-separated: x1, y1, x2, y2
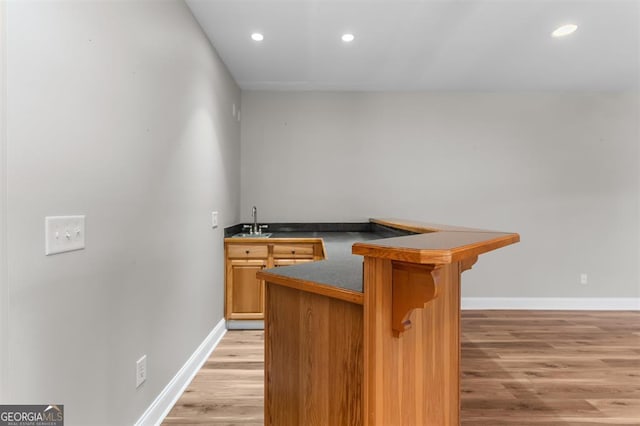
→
(232, 233, 272, 238)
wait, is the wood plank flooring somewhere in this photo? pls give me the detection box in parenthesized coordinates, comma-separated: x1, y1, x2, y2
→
(163, 311, 640, 425)
(461, 311, 639, 425)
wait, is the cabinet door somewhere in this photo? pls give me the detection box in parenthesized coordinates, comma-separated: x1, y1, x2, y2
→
(227, 259, 266, 320)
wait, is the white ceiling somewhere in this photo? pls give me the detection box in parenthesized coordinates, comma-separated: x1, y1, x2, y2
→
(186, 0, 640, 91)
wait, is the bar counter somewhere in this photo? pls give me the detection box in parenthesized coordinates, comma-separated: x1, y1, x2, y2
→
(257, 218, 519, 425)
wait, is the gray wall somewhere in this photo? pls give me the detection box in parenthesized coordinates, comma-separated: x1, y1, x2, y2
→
(3, 1, 240, 424)
(241, 91, 639, 299)
(0, 0, 7, 402)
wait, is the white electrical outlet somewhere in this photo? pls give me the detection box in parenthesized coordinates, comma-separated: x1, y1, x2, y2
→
(580, 273, 588, 285)
(45, 215, 85, 255)
(136, 355, 147, 388)
(212, 211, 219, 228)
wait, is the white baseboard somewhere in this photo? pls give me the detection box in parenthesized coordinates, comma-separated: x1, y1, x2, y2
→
(462, 297, 640, 310)
(135, 318, 227, 426)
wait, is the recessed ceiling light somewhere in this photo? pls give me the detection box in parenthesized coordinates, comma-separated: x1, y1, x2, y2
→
(552, 24, 578, 38)
(341, 33, 355, 43)
(251, 33, 264, 42)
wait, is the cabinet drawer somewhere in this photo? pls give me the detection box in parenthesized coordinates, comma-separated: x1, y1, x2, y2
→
(227, 244, 268, 259)
(273, 244, 314, 259)
(274, 258, 314, 267)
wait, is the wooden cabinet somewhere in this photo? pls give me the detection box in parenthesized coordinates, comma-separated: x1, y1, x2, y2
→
(224, 239, 324, 322)
(227, 259, 266, 319)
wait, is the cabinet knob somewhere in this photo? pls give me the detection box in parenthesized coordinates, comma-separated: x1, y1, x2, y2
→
(291, 250, 296, 254)
(245, 250, 250, 254)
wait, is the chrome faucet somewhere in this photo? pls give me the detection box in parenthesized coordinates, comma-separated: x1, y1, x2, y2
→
(243, 206, 268, 235)
(251, 206, 258, 234)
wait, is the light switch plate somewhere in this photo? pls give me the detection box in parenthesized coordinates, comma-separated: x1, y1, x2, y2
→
(45, 215, 85, 255)
(136, 355, 147, 388)
(211, 211, 219, 228)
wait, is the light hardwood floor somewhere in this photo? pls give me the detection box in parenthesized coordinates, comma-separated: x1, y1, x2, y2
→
(164, 311, 640, 425)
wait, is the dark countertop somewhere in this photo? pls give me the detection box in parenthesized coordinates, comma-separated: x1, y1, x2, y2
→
(261, 231, 392, 293)
(224, 221, 412, 238)
(250, 219, 519, 300)
(251, 219, 519, 304)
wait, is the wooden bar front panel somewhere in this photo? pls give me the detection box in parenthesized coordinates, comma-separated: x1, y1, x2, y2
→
(265, 283, 364, 426)
(363, 257, 461, 425)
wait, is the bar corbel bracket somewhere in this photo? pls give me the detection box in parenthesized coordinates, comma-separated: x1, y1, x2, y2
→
(461, 256, 478, 272)
(391, 262, 442, 337)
